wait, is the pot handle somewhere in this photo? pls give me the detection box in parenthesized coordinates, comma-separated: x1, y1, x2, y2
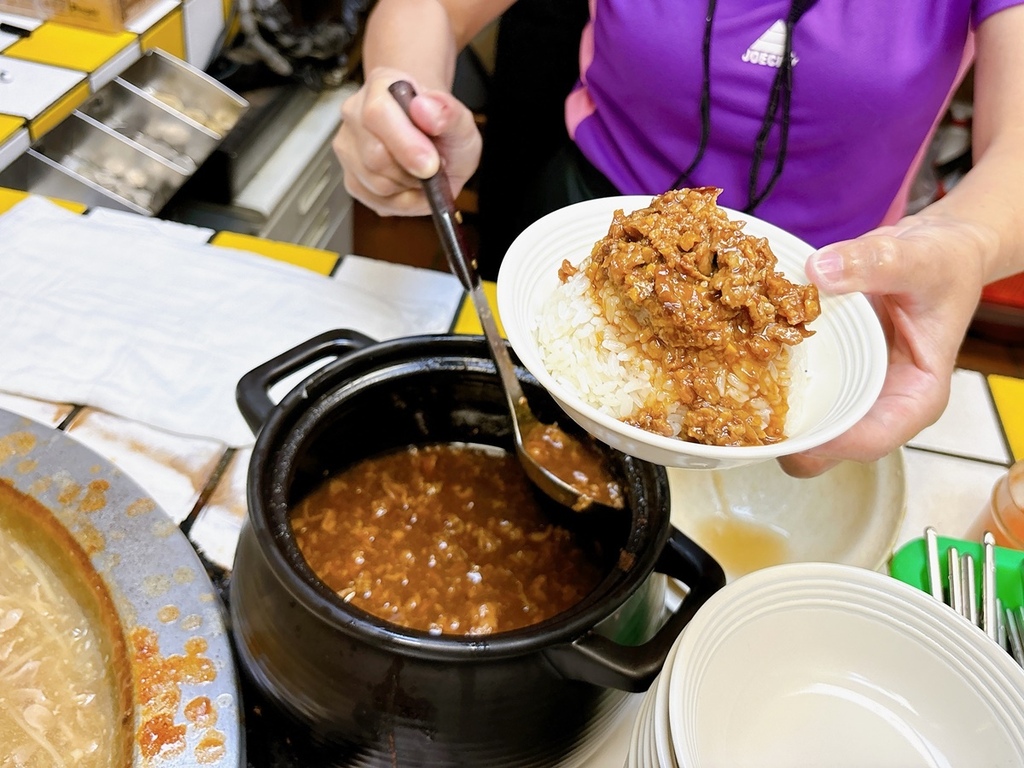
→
(235, 329, 377, 434)
(542, 526, 725, 692)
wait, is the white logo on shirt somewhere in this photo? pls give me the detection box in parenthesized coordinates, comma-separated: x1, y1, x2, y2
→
(741, 20, 799, 68)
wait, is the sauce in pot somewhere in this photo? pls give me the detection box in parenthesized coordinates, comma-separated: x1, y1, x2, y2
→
(290, 443, 606, 635)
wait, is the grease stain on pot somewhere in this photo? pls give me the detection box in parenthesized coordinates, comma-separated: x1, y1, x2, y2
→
(368, 657, 438, 748)
(144, 574, 172, 597)
(55, 475, 82, 506)
(95, 550, 122, 572)
(152, 518, 178, 538)
(186, 695, 228, 763)
(0, 430, 36, 463)
(131, 627, 220, 764)
(185, 695, 218, 728)
(195, 729, 228, 764)
(75, 520, 107, 555)
(16, 458, 37, 474)
(78, 478, 110, 513)
(158, 605, 181, 623)
(128, 497, 157, 517)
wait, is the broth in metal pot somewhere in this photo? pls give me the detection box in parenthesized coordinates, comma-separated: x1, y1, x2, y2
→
(0, 482, 133, 768)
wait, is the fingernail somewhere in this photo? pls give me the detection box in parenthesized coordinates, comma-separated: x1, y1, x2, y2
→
(418, 95, 443, 125)
(409, 150, 440, 179)
(807, 250, 844, 287)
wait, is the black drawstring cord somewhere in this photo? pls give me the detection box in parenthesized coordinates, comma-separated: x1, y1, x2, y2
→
(672, 0, 717, 190)
(672, 0, 819, 214)
(745, 0, 817, 212)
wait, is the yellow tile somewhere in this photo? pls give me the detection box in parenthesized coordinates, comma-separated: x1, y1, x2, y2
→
(452, 281, 506, 337)
(990, 374, 1024, 461)
(29, 79, 90, 139)
(0, 115, 25, 143)
(49, 197, 89, 213)
(0, 187, 88, 214)
(139, 7, 184, 59)
(0, 187, 29, 214)
(210, 231, 339, 276)
(5, 23, 137, 72)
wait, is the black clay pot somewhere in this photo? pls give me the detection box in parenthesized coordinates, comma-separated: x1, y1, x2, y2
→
(230, 330, 724, 767)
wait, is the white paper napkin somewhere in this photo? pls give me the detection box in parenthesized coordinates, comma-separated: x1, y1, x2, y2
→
(0, 197, 462, 446)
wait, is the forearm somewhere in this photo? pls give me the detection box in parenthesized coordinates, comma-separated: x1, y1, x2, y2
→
(916, 4, 1024, 285)
(924, 141, 1024, 285)
(362, 0, 460, 91)
(362, 0, 514, 92)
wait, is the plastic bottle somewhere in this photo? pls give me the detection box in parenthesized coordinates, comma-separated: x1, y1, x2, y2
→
(984, 459, 1024, 550)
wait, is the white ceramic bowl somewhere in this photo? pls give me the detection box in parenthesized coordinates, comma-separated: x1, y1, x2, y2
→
(668, 562, 1024, 767)
(496, 195, 887, 470)
(667, 448, 907, 581)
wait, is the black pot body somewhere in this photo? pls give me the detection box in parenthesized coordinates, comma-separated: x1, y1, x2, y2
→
(230, 332, 724, 766)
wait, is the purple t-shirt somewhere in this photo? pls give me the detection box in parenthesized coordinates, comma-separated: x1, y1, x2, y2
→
(567, 0, 1021, 248)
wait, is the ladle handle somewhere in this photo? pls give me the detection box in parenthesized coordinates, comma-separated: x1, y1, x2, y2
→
(388, 80, 477, 294)
(388, 79, 530, 430)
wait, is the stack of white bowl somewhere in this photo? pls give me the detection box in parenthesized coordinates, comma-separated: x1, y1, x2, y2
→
(624, 562, 1024, 768)
(625, 630, 682, 768)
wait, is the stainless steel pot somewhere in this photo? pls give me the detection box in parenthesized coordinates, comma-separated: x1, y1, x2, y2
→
(0, 407, 243, 767)
(230, 330, 724, 766)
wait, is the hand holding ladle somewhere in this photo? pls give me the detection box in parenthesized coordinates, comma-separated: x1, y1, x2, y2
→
(388, 79, 623, 512)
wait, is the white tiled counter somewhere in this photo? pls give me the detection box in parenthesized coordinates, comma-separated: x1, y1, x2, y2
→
(0, 202, 1022, 766)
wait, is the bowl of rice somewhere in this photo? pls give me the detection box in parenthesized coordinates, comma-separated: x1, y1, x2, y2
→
(496, 189, 887, 470)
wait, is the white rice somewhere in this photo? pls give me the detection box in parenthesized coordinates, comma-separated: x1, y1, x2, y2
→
(534, 268, 680, 435)
(533, 267, 798, 442)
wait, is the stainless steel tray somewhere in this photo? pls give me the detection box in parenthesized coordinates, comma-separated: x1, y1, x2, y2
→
(117, 49, 247, 139)
(76, 78, 220, 175)
(0, 50, 248, 216)
(31, 111, 187, 214)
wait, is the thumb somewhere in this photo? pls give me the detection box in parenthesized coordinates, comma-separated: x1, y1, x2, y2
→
(407, 90, 482, 188)
(805, 236, 910, 297)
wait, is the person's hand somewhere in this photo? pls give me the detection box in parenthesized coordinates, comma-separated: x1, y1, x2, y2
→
(333, 67, 483, 217)
(777, 214, 993, 478)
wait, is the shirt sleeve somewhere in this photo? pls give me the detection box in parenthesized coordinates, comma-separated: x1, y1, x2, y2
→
(974, 0, 1024, 28)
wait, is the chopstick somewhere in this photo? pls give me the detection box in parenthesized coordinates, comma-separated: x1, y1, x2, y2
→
(947, 546, 964, 617)
(926, 527, 944, 601)
(1006, 605, 1024, 667)
(962, 553, 977, 626)
(921, 527, 1024, 668)
(983, 532, 998, 642)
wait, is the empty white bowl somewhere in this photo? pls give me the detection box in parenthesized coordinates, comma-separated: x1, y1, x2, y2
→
(667, 448, 907, 581)
(668, 562, 1024, 767)
(496, 195, 887, 470)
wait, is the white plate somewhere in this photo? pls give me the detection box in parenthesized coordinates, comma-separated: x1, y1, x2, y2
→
(668, 562, 1024, 767)
(668, 448, 907, 581)
(653, 638, 682, 768)
(497, 195, 887, 470)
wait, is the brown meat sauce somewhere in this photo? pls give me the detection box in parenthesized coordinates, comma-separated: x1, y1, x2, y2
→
(521, 422, 623, 510)
(290, 444, 605, 636)
(572, 187, 820, 446)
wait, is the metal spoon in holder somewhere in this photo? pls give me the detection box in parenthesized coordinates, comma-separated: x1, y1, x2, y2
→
(388, 80, 622, 512)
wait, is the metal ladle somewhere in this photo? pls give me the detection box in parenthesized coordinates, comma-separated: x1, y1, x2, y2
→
(388, 80, 622, 511)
